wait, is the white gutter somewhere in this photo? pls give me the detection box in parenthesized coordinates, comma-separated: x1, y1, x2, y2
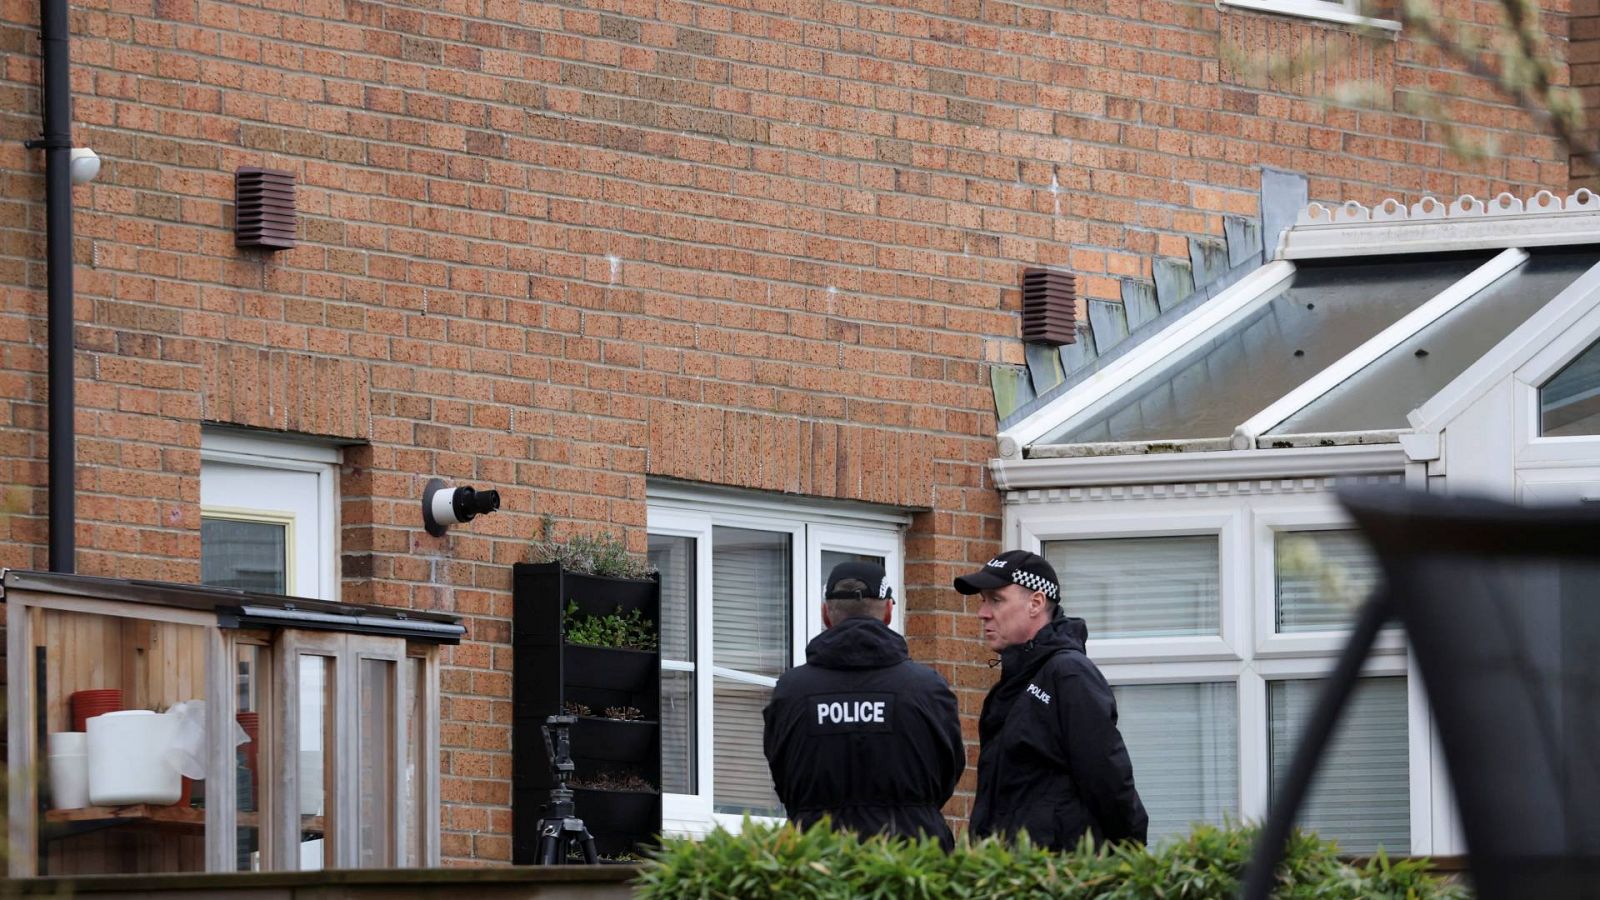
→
(991, 443, 1408, 490)
(1230, 248, 1529, 449)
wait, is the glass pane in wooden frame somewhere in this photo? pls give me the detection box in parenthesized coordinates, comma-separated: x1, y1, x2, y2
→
(356, 657, 396, 867)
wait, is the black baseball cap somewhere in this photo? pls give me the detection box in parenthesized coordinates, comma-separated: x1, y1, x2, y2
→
(954, 550, 1059, 602)
(825, 561, 892, 601)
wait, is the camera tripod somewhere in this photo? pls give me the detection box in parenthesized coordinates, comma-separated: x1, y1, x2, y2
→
(536, 715, 598, 864)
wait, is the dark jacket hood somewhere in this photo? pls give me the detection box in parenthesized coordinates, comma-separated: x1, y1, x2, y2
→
(1000, 610, 1088, 681)
(806, 616, 909, 670)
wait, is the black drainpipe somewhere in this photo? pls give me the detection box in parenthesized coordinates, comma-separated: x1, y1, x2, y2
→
(26, 0, 74, 573)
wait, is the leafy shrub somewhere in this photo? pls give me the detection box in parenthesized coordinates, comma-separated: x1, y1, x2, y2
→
(529, 513, 655, 579)
(634, 820, 1466, 900)
(564, 602, 658, 651)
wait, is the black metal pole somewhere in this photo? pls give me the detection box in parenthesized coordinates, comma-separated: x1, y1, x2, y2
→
(1239, 591, 1395, 900)
(36, 0, 74, 573)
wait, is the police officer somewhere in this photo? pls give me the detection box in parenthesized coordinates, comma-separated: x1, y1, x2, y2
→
(762, 561, 965, 847)
(957, 549, 1148, 850)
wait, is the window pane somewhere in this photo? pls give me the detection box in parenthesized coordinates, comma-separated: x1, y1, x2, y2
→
(661, 669, 696, 795)
(298, 656, 333, 869)
(406, 657, 425, 866)
(712, 676, 781, 817)
(1276, 250, 1600, 434)
(357, 659, 395, 868)
(1043, 535, 1220, 638)
(1042, 254, 1492, 444)
(711, 527, 790, 677)
(1541, 336, 1600, 437)
(1269, 677, 1409, 854)
(650, 534, 695, 662)
(1275, 530, 1379, 632)
(710, 527, 788, 816)
(651, 533, 699, 796)
(821, 550, 885, 578)
(236, 644, 268, 871)
(1113, 682, 1238, 843)
(202, 518, 287, 594)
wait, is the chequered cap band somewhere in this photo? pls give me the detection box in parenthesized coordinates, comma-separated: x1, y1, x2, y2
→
(1011, 568, 1058, 600)
(879, 580, 891, 599)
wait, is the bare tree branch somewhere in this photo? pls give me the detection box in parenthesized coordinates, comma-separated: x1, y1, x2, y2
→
(1403, 7, 1600, 173)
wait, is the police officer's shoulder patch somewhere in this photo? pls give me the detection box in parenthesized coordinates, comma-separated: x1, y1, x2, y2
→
(806, 691, 895, 734)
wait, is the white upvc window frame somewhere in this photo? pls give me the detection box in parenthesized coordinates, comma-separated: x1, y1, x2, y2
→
(647, 485, 908, 839)
(200, 431, 340, 602)
(649, 508, 717, 835)
(1217, 0, 1400, 32)
(1011, 487, 1424, 849)
(1017, 507, 1247, 663)
(1515, 296, 1600, 467)
(1251, 505, 1406, 659)
(807, 526, 904, 637)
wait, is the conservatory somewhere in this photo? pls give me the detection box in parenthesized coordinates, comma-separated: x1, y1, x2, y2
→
(4, 569, 461, 876)
(991, 189, 1600, 858)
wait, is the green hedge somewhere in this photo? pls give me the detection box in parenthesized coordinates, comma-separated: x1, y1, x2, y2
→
(635, 821, 1465, 899)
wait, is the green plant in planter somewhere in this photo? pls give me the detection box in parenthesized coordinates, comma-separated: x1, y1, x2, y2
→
(634, 820, 1465, 900)
(570, 769, 656, 793)
(529, 514, 655, 579)
(564, 602, 658, 651)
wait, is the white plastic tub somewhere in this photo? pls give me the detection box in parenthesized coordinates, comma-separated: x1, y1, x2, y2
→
(47, 731, 89, 809)
(86, 710, 182, 806)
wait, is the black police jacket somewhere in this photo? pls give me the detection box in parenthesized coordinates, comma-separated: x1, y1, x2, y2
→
(762, 616, 965, 847)
(971, 611, 1148, 850)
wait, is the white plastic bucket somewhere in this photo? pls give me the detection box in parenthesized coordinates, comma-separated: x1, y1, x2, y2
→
(86, 710, 182, 806)
(47, 732, 88, 809)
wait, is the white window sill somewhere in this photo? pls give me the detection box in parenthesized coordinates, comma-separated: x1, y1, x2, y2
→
(1219, 0, 1401, 32)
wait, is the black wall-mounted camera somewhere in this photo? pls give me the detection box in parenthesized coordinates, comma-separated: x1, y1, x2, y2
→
(422, 478, 501, 537)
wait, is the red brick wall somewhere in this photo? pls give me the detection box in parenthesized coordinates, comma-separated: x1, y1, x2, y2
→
(0, 0, 1572, 864)
(1576, 0, 1600, 184)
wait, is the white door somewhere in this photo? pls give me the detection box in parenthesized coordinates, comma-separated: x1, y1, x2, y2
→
(200, 434, 338, 600)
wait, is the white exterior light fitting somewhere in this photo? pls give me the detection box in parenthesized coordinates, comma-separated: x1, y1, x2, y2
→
(69, 147, 101, 185)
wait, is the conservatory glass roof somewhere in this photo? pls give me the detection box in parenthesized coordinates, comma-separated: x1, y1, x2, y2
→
(1273, 249, 1600, 435)
(1038, 254, 1490, 445)
(1002, 190, 1600, 460)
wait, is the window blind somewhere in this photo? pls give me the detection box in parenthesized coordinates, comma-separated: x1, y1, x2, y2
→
(650, 534, 698, 795)
(201, 518, 287, 594)
(712, 676, 781, 816)
(649, 534, 695, 662)
(1113, 682, 1239, 843)
(709, 527, 790, 816)
(1044, 535, 1221, 638)
(661, 670, 694, 795)
(1269, 677, 1409, 854)
(711, 527, 790, 678)
(1275, 530, 1378, 633)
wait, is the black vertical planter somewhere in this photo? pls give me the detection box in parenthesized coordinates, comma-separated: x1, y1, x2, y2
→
(512, 562, 662, 862)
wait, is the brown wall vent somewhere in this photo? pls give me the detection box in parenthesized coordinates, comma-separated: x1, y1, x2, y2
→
(1021, 267, 1077, 346)
(235, 167, 297, 250)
